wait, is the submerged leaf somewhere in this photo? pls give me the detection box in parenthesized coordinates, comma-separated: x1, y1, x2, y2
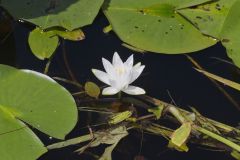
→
(168, 141, 189, 152)
(170, 122, 191, 147)
(108, 111, 133, 125)
(148, 104, 164, 119)
(75, 126, 128, 158)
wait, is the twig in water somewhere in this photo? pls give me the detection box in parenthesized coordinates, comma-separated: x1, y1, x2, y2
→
(53, 77, 82, 88)
(185, 54, 240, 111)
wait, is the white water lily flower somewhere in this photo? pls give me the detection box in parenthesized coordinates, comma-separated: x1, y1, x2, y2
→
(92, 52, 145, 95)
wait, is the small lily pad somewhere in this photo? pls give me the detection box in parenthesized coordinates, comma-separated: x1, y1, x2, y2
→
(84, 81, 100, 98)
(28, 27, 59, 60)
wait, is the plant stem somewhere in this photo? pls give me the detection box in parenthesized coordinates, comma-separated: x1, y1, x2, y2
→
(44, 58, 52, 75)
(47, 134, 92, 150)
(53, 77, 82, 88)
(118, 92, 122, 99)
(194, 126, 240, 152)
(185, 55, 240, 111)
(167, 106, 186, 124)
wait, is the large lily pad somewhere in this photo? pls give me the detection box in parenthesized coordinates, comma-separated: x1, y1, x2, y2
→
(0, 64, 78, 160)
(177, 0, 236, 38)
(178, 0, 240, 67)
(0, 0, 104, 30)
(103, 0, 217, 54)
(219, 0, 240, 67)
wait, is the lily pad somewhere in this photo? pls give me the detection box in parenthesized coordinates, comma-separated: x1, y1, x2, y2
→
(178, 0, 236, 38)
(0, 0, 104, 30)
(84, 81, 100, 99)
(219, 0, 240, 68)
(178, 0, 240, 67)
(0, 64, 78, 160)
(28, 27, 59, 60)
(103, 0, 217, 54)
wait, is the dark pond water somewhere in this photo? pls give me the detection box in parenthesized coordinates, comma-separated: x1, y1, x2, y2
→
(1, 11, 240, 160)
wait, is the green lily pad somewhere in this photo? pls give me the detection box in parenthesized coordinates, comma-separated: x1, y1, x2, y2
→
(28, 27, 86, 60)
(0, 107, 47, 160)
(178, 0, 240, 68)
(84, 81, 100, 99)
(219, 0, 240, 68)
(103, 0, 217, 54)
(178, 0, 236, 38)
(0, 0, 104, 30)
(0, 64, 78, 160)
(28, 27, 59, 60)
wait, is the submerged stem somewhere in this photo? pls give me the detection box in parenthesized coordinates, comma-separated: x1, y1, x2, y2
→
(47, 134, 92, 150)
(118, 92, 122, 99)
(194, 126, 240, 152)
(44, 58, 52, 75)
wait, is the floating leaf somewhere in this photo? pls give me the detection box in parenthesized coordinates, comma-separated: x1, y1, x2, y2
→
(178, 0, 235, 38)
(231, 150, 240, 160)
(219, 0, 240, 68)
(53, 29, 85, 41)
(168, 141, 189, 152)
(96, 126, 128, 160)
(195, 68, 240, 91)
(170, 122, 191, 147)
(148, 104, 164, 119)
(178, 0, 240, 67)
(0, 64, 78, 160)
(0, 0, 104, 30)
(75, 126, 128, 157)
(103, 0, 216, 54)
(84, 81, 100, 99)
(108, 111, 132, 125)
(28, 27, 59, 60)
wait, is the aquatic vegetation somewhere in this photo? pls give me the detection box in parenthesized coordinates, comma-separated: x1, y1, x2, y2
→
(0, 0, 240, 160)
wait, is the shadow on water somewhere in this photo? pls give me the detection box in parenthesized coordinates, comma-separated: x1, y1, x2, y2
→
(1, 8, 240, 160)
(0, 0, 78, 18)
(0, 10, 16, 65)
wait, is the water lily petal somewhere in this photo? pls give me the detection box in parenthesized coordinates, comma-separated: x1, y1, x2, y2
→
(123, 85, 145, 95)
(102, 58, 115, 76)
(125, 54, 133, 67)
(112, 52, 124, 67)
(130, 65, 145, 84)
(92, 69, 110, 85)
(134, 62, 141, 68)
(102, 87, 119, 95)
